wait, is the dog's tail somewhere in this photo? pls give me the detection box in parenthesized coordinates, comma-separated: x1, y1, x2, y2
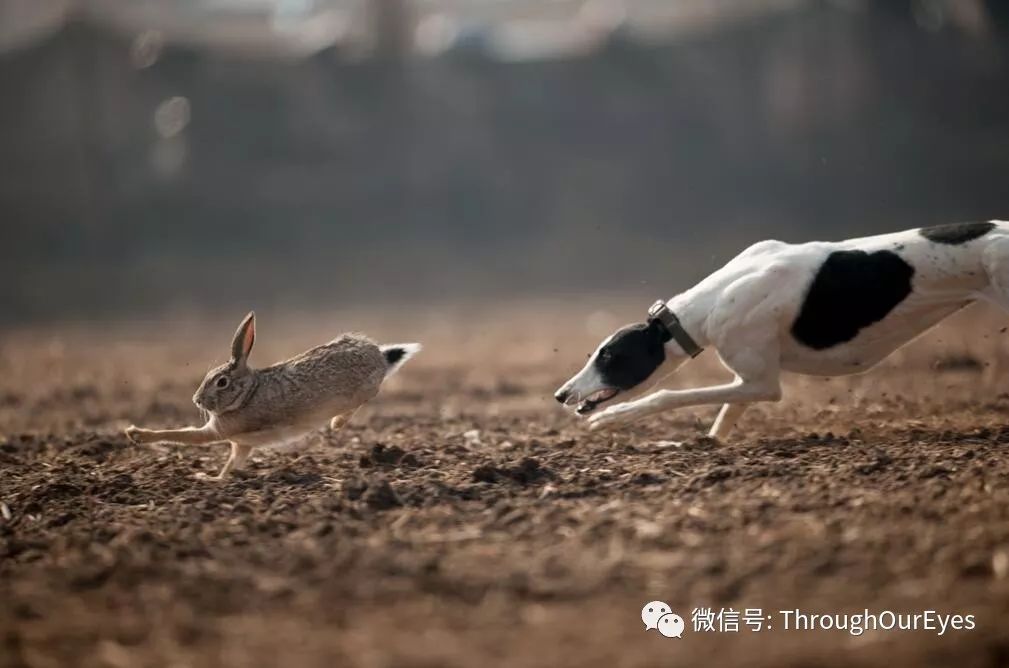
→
(380, 343, 422, 378)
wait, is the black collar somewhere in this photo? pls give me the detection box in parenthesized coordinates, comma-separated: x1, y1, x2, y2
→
(647, 300, 704, 358)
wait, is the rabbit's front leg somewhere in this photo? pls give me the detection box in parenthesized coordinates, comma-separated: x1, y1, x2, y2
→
(126, 423, 219, 446)
(196, 442, 253, 481)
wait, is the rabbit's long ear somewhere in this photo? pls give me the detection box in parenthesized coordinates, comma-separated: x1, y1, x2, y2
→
(230, 311, 256, 365)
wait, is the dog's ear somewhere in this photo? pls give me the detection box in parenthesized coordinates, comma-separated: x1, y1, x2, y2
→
(230, 311, 256, 366)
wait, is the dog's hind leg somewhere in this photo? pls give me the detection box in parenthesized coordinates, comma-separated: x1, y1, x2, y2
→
(978, 238, 1009, 386)
(979, 237, 1009, 311)
(709, 403, 749, 440)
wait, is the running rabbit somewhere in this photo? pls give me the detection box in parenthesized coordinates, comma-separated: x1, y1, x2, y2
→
(126, 312, 420, 479)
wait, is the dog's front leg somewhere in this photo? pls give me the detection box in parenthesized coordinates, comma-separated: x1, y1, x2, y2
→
(587, 266, 788, 432)
(588, 382, 778, 432)
(587, 380, 779, 431)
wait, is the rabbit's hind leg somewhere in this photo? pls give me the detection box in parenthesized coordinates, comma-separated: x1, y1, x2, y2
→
(330, 407, 360, 434)
(196, 442, 253, 481)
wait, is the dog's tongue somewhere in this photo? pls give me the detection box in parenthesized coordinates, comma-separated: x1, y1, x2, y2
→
(575, 388, 618, 414)
(587, 388, 617, 403)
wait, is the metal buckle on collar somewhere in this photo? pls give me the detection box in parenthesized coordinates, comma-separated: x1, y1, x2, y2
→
(647, 300, 669, 321)
(647, 300, 704, 358)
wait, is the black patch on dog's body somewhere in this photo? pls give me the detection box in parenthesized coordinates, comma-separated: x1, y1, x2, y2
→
(594, 320, 670, 390)
(919, 221, 995, 245)
(791, 250, 915, 350)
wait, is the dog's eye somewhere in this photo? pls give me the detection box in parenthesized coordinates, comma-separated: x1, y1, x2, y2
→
(216, 377, 229, 388)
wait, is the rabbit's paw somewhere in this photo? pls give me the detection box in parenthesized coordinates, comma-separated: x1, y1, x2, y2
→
(194, 471, 226, 482)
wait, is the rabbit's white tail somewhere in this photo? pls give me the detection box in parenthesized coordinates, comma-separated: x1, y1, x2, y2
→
(380, 343, 422, 378)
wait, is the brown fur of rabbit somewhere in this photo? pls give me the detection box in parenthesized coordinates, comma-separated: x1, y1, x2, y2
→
(126, 312, 420, 479)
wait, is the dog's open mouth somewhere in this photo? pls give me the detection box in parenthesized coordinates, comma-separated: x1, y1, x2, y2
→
(576, 388, 619, 415)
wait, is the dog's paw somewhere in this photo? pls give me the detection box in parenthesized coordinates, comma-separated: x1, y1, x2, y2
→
(194, 472, 226, 482)
(125, 426, 151, 444)
(587, 405, 637, 431)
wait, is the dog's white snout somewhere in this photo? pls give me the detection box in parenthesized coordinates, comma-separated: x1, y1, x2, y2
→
(554, 387, 572, 404)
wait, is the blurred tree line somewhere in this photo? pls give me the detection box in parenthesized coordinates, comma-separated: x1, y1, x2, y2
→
(2, 2, 1009, 322)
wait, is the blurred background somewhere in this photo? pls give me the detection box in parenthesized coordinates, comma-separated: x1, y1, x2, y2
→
(2, 0, 1009, 324)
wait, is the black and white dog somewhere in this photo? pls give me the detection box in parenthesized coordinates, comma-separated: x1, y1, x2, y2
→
(555, 221, 1009, 435)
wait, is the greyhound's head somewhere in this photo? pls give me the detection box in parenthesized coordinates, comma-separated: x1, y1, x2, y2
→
(554, 319, 688, 416)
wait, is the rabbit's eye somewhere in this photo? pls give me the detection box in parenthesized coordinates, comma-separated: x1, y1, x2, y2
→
(216, 377, 229, 389)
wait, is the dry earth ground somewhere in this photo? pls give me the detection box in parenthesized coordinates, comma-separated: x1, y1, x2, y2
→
(3, 298, 1009, 667)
